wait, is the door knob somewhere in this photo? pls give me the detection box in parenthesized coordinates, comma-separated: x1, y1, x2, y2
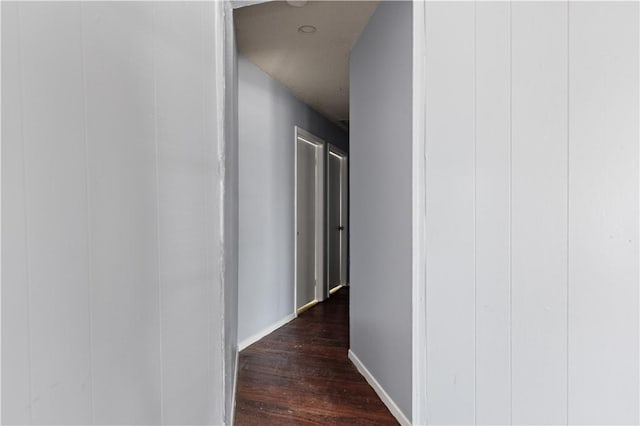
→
(336, 226, 344, 231)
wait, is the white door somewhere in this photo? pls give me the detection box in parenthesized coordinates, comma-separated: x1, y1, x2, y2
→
(295, 128, 325, 312)
(328, 148, 348, 292)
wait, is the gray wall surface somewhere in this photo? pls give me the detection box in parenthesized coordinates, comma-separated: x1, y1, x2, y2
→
(349, 1, 413, 420)
(2, 2, 235, 424)
(237, 55, 348, 345)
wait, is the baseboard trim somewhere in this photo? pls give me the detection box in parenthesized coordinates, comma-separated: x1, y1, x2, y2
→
(296, 299, 318, 315)
(348, 349, 411, 426)
(229, 350, 239, 425)
(238, 313, 296, 351)
(329, 284, 344, 294)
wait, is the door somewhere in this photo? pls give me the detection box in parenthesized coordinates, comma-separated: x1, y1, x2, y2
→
(295, 128, 325, 313)
(327, 147, 348, 292)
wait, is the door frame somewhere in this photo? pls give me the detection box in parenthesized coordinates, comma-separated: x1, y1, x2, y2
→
(294, 126, 326, 316)
(227, 2, 428, 423)
(411, 1, 427, 423)
(326, 144, 349, 297)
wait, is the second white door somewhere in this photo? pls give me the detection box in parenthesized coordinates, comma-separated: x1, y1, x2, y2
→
(328, 148, 348, 292)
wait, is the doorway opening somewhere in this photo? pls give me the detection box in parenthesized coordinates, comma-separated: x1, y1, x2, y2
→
(327, 145, 349, 294)
(231, 1, 426, 424)
(294, 127, 325, 314)
(234, 0, 363, 340)
(294, 126, 350, 315)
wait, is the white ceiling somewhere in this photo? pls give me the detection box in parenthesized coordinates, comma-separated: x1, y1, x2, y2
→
(234, 1, 379, 129)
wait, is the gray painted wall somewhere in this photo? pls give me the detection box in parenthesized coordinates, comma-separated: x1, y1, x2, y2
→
(349, 1, 413, 420)
(2, 2, 234, 424)
(237, 55, 348, 345)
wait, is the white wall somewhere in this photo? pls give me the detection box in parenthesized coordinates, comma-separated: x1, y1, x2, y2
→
(237, 56, 348, 346)
(423, 2, 639, 424)
(349, 1, 413, 421)
(2, 2, 236, 424)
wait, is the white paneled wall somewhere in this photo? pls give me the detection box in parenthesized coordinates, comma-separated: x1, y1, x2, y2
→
(512, 3, 569, 424)
(82, 4, 162, 423)
(2, 2, 233, 425)
(425, 3, 475, 424)
(2, 4, 94, 423)
(475, 3, 511, 424)
(568, 3, 639, 424)
(153, 4, 220, 424)
(1, 3, 31, 422)
(424, 2, 639, 425)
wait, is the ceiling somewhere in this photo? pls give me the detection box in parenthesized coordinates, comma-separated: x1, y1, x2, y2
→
(234, 1, 380, 130)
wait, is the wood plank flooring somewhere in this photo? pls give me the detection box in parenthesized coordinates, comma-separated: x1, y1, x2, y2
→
(234, 287, 399, 425)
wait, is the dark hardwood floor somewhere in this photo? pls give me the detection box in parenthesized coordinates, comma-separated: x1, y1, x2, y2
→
(234, 287, 399, 425)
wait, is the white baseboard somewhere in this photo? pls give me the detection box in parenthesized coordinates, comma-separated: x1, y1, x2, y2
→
(348, 349, 411, 426)
(229, 350, 239, 426)
(238, 313, 296, 351)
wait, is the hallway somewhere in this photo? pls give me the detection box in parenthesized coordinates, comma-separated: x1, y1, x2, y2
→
(234, 288, 398, 425)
